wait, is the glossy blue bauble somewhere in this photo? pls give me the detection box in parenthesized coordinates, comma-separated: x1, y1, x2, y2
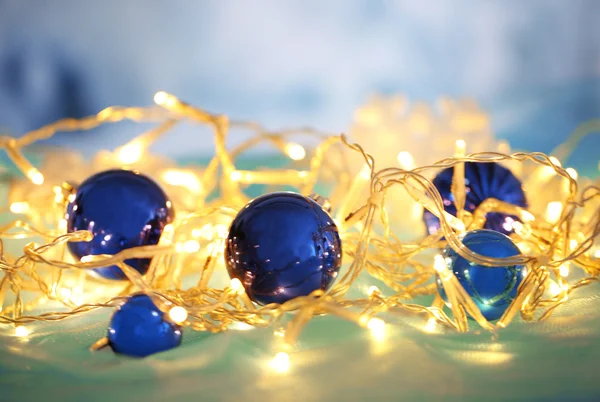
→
(225, 192, 342, 305)
(423, 162, 527, 236)
(108, 294, 182, 357)
(66, 169, 174, 280)
(437, 229, 525, 321)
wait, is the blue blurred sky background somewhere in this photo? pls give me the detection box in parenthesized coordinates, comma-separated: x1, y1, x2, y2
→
(0, 0, 598, 169)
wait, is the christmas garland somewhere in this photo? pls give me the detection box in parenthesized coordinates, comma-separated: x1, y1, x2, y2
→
(0, 92, 598, 370)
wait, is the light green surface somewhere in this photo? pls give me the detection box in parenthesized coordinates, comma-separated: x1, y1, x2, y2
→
(1, 157, 600, 402)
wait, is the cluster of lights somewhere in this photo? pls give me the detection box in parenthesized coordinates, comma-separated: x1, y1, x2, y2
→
(0, 91, 598, 373)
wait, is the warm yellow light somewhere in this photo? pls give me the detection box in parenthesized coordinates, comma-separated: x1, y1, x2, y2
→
(545, 201, 563, 223)
(397, 151, 415, 169)
(548, 281, 561, 296)
(60, 287, 72, 300)
(549, 156, 562, 167)
(548, 280, 567, 296)
(154, 91, 168, 105)
(367, 285, 380, 297)
(367, 317, 386, 341)
(559, 264, 569, 277)
(230, 322, 254, 331)
(230, 278, 244, 294)
(595, 249, 600, 259)
(424, 318, 437, 333)
(566, 168, 578, 181)
(285, 143, 306, 161)
(433, 254, 447, 273)
(117, 142, 143, 164)
(274, 328, 285, 338)
(359, 164, 371, 179)
(168, 306, 188, 324)
(270, 352, 291, 373)
(569, 239, 578, 250)
(162, 170, 203, 194)
(10, 201, 29, 214)
(15, 326, 29, 337)
(230, 171, 243, 181)
(28, 169, 44, 185)
(455, 139, 466, 151)
(182, 240, 200, 253)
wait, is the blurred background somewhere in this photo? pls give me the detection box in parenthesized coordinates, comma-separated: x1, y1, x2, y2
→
(0, 0, 598, 169)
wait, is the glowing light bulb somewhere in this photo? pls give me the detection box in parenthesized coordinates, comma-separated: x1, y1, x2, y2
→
(274, 328, 285, 337)
(595, 249, 600, 259)
(60, 288, 72, 300)
(154, 91, 168, 105)
(549, 156, 562, 167)
(27, 169, 44, 185)
(15, 326, 29, 337)
(566, 168, 578, 181)
(168, 306, 188, 324)
(285, 143, 306, 161)
(230, 278, 244, 295)
(162, 170, 203, 194)
(117, 142, 144, 164)
(367, 285, 380, 297)
(270, 352, 291, 373)
(397, 151, 415, 169)
(455, 139, 466, 152)
(433, 254, 447, 273)
(367, 318, 386, 342)
(548, 281, 567, 296)
(230, 171, 242, 181)
(424, 318, 437, 333)
(231, 322, 254, 331)
(359, 164, 371, 179)
(545, 202, 563, 223)
(559, 264, 569, 278)
(182, 240, 200, 253)
(10, 201, 29, 214)
(569, 239, 578, 251)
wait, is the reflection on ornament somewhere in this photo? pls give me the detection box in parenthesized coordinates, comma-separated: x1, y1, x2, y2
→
(423, 162, 527, 236)
(66, 169, 174, 279)
(436, 230, 525, 321)
(108, 294, 182, 357)
(225, 192, 342, 305)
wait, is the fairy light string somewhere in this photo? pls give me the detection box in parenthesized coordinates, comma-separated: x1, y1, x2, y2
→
(0, 92, 598, 361)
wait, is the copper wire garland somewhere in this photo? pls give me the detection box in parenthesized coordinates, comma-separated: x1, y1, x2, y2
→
(0, 92, 599, 359)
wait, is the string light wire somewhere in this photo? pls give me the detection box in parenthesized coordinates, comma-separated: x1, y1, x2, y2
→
(0, 92, 598, 354)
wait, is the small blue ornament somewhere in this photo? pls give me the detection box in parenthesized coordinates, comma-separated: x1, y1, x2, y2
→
(437, 229, 525, 321)
(108, 294, 182, 357)
(66, 169, 174, 280)
(225, 192, 342, 305)
(423, 162, 527, 236)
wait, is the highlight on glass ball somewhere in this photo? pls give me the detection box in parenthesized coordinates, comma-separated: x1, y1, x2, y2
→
(108, 293, 182, 357)
(224, 192, 342, 305)
(65, 169, 175, 280)
(423, 161, 527, 236)
(436, 229, 526, 321)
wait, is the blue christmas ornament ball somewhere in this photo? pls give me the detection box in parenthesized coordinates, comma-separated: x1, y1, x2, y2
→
(66, 169, 174, 280)
(108, 294, 182, 357)
(423, 162, 527, 236)
(437, 229, 525, 321)
(225, 192, 342, 305)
